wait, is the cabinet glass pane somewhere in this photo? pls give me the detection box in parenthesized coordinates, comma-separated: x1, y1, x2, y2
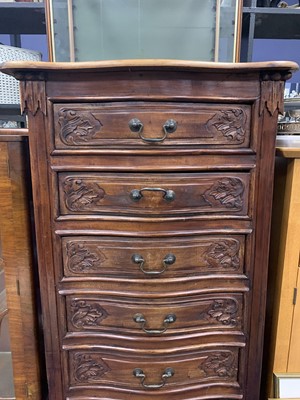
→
(48, 0, 241, 62)
(219, 0, 238, 62)
(50, 0, 70, 62)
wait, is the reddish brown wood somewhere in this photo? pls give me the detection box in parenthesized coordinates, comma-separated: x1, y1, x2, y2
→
(65, 293, 244, 334)
(53, 102, 251, 149)
(1, 60, 297, 400)
(61, 235, 245, 278)
(57, 172, 251, 218)
(0, 133, 41, 399)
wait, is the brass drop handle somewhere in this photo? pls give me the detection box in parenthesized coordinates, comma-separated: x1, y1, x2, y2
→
(132, 253, 176, 275)
(130, 187, 175, 202)
(133, 313, 176, 334)
(133, 367, 174, 389)
(129, 118, 177, 143)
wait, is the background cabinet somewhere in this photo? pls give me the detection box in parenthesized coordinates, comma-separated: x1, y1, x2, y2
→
(0, 130, 43, 400)
(264, 148, 300, 398)
(241, 0, 300, 84)
(0, 2, 46, 52)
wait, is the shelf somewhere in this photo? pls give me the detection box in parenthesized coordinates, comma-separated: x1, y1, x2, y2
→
(0, 2, 46, 35)
(243, 7, 300, 39)
(276, 135, 300, 157)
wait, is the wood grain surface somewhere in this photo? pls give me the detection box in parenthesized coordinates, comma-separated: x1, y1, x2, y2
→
(0, 61, 296, 400)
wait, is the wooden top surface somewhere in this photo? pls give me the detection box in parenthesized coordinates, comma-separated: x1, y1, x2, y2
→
(0, 59, 298, 77)
(276, 136, 300, 158)
(276, 147, 300, 158)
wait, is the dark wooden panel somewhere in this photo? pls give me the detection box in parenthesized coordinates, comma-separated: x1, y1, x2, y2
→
(46, 70, 261, 100)
(58, 172, 250, 218)
(66, 348, 242, 393)
(50, 153, 256, 171)
(66, 386, 243, 400)
(53, 102, 251, 149)
(65, 293, 245, 335)
(61, 235, 245, 278)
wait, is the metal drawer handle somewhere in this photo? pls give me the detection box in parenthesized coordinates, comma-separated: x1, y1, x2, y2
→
(133, 367, 174, 389)
(129, 118, 177, 143)
(130, 187, 175, 202)
(129, 118, 144, 133)
(133, 313, 176, 334)
(132, 253, 176, 275)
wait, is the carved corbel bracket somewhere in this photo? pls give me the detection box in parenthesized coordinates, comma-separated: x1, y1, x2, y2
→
(259, 71, 292, 116)
(20, 80, 47, 116)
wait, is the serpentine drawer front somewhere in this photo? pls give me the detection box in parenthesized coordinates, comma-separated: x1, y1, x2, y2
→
(65, 293, 245, 334)
(61, 235, 246, 278)
(52, 102, 252, 150)
(66, 347, 243, 392)
(1, 59, 297, 400)
(57, 172, 251, 219)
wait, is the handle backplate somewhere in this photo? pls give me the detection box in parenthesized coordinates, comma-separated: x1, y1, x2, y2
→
(130, 187, 175, 202)
(133, 367, 174, 389)
(132, 253, 176, 275)
(129, 118, 177, 143)
(133, 313, 176, 334)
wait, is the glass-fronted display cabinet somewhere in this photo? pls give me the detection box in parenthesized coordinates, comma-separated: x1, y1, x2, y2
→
(46, 0, 242, 62)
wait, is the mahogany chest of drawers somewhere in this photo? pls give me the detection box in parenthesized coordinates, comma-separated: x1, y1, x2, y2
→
(1, 60, 297, 400)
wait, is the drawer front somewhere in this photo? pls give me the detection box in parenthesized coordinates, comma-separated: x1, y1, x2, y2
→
(58, 172, 250, 218)
(61, 235, 245, 278)
(65, 293, 244, 334)
(67, 348, 241, 391)
(53, 102, 251, 149)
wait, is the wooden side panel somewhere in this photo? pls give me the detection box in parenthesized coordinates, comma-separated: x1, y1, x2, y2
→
(282, 159, 300, 372)
(0, 137, 41, 399)
(264, 156, 300, 398)
(245, 97, 278, 400)
(289, 258, 300, 370)
(271, 159, 300, 372)
(26, 104, 64, 399)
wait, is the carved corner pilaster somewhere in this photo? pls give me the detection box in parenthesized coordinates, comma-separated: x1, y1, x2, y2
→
(259, 71, 292, 116)
(259, 80, 285, 116)
(20, 80, 47, 116)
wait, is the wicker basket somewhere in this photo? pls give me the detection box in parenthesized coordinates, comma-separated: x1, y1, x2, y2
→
(0, 44, 41, 104)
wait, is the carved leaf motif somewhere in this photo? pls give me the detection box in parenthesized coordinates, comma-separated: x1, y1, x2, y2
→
(206, 109, 246, 142)
(63, 177, 105, 211)
(200, 299, 239, 326)
(70, 300, 108, 328)
(58, 109, 103, 144)
(73, 353, 110, 382)
(200, 351, 237, 378)
(260, 79, 285, 116)
(203, 178, 245, 209)
(204, 239, 240, 270)
(20, 80, 47, 116)
(67, 242, 106, 273)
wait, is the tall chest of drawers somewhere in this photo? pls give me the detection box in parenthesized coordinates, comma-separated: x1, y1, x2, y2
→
(1, 60, 297, 400)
